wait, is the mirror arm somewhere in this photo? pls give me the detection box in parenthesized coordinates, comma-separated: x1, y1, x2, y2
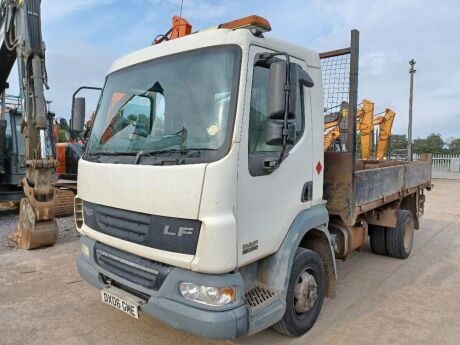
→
(71, 86, 103, 116)
(279, 53, 291, 163)
(71, 86, 102, 140)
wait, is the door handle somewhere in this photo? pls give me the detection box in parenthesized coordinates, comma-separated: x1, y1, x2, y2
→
(301, 181, 313, 202)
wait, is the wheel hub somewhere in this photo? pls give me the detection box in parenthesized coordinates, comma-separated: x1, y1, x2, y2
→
(294, 270, 318, 313)
(403, 219, 414, 252)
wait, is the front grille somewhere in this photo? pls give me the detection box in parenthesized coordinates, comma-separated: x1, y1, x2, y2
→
(83, 201, 201, 255)
(245, 286, 279, 311)
(96, 205, 150, 242)
(103, 277, 150, 301)
(94, 242, 172, 292)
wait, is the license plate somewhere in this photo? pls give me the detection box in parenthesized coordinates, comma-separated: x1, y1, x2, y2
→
(101, 286, 143, 319)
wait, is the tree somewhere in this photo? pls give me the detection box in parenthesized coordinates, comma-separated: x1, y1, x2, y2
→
(127, 114, 138, 122)
(425, 133, 444, 154)
(412, 133, 444, 154)
(389, 134, 408, 151)
(449, 138, 460, 154)
(412, 138, 426, 154)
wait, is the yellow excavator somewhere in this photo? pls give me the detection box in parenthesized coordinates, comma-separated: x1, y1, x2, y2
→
(324, 101, 348, 151)
(324, 118, 341, 151)
(324, 99, 396, 160)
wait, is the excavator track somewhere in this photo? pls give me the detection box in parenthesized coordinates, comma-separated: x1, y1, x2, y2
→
(54, 189, 76, 217)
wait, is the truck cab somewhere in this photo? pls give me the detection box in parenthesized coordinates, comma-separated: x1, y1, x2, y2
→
(75, 16, 431, 339)
(76, 17, 331, 339)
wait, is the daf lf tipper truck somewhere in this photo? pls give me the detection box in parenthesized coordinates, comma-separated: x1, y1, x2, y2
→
(74, 16, 432, 339)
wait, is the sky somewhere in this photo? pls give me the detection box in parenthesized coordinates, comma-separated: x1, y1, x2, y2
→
(6, 0, 460, 139)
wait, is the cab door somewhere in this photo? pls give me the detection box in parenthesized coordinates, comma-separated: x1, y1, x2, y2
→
(237, 45, 314, 266)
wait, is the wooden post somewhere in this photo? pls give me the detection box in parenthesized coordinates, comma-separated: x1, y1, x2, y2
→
(408, 59, 416, 161)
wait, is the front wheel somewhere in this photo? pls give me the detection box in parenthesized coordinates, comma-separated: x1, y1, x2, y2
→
(272, 248, 325, 337)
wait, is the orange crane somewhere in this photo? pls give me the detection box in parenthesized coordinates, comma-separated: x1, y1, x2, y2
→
(153, 16, 193, 44)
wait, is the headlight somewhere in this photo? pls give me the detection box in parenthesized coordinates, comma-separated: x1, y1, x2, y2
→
(80, 243, 90, 259)
(179, 282, 236, 306)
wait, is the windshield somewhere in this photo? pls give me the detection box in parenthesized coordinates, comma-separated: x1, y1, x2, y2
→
(86, 46, 240, 163)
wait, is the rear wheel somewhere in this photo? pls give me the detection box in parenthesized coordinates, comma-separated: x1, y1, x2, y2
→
(272, 248, 325, 337)
(386, 210, 414, 259)
(369, 225, 387, 255)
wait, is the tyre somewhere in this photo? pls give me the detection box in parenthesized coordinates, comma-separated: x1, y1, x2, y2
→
(272, 248, 325, 337)
(369, 224, 387, 255)
(385, 210, 414, 259)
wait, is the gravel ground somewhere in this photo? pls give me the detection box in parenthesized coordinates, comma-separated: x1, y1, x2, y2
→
(1, 180, 459, 345)
(0, 209, 79, 251)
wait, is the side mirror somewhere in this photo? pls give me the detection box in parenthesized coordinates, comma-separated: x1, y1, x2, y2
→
(70, 86, 103, 134)
(265, 120, 296, 146)
(267, 62, 314, 120)
(71, 97, 86, 132)
(267, 62, 297, 120)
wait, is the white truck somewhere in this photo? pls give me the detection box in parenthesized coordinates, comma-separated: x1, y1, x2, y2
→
(73, 16, 432, 339)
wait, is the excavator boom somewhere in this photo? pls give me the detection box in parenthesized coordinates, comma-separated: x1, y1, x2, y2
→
(357, 99, 374, 160)
(354, 99, 396, 160)
(330, 99, 396, 160)
(374, 109, 396, 160)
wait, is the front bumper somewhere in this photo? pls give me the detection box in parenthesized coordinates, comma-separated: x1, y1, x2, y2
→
(77, 236, 248, 339)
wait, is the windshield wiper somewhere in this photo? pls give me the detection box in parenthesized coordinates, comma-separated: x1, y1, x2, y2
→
(134, 148, 216, 164)
(85, 151, 137, 162)
(88, 151, 137, 157)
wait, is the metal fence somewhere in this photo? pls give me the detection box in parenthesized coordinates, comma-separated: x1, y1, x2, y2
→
(431, 154, 460, 179)
(320, 29, 359, 157)
(414, 154, 460, 179)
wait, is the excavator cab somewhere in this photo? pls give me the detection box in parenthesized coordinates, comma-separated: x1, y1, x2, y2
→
(0, 107, 25, 203)
(4, 109, 25, 176)
(0, 95, 24, 185)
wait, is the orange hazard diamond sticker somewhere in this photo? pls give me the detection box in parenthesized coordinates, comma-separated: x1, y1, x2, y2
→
(316, 161, 322, 174)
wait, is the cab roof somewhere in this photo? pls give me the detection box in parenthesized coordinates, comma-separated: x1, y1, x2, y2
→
(108, 28, 321, 75)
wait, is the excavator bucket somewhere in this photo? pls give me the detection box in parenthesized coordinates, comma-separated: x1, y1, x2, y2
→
(9, 197, 58, 250)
